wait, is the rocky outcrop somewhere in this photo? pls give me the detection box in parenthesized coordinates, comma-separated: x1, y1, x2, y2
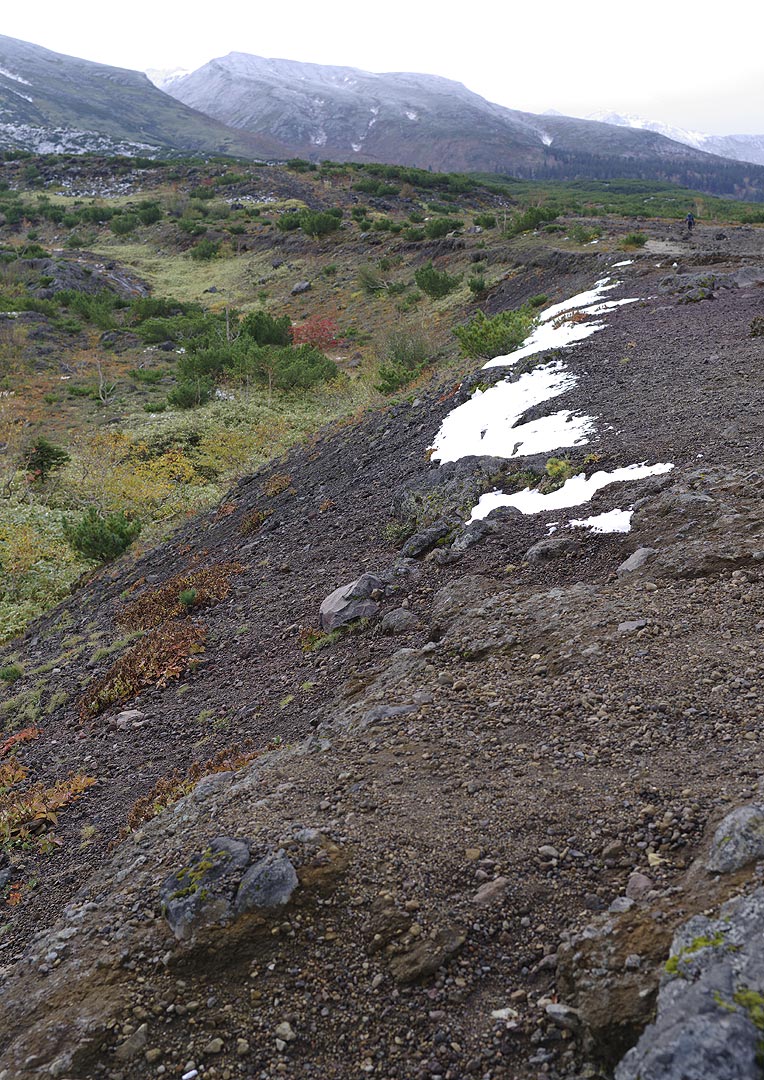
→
(616, 889, 764, 1080)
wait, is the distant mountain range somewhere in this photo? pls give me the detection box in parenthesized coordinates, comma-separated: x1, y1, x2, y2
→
(2, 34, 764, 200)
(156, 54, 764, 197)
(580, 110, 764, 167)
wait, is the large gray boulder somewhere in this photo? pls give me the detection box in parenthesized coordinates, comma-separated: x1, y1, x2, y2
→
(615, 889, 764, 1080)
(318, 572, 384, 631)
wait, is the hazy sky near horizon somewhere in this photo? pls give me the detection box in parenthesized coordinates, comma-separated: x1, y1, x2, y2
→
(2, 1, 761, 135)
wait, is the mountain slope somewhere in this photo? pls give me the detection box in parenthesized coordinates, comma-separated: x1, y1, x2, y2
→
(0, 35, 288, 158)
(164, 52, 764, 197)
(2, 208, 764, 1077)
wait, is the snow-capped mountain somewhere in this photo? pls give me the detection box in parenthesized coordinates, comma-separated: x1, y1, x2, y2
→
(585, 110, 764, 167)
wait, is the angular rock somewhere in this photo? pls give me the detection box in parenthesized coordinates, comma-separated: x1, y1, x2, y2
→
(707, 803, 764, 873)
(291, 281, 311, 294)
(360, 703, 418, 728)
(525, 536, 580, 564)
(319, 573, 384, 631)
(625, 872, 653, 900)
(402, 521, 452, 559)
(389, 927, 465, 984)
(234, 852, 298, 914)
(472, 876, 509, 907)
(617, 547, 656, 577)
(114, 1024, 148, 1062)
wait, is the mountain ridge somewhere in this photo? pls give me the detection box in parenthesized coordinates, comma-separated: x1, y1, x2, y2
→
(0, 34, 289, 160)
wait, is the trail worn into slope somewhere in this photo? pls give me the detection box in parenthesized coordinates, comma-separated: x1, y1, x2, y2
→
(2, 225, 764, 1079)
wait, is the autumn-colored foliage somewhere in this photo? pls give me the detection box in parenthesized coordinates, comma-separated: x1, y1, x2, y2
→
(0, 727, 41, 758)
(0, 766, 96, 848)
(117, 562, 244, 631)
(262, 474, 293, 498)
(78, 621, 207, 719)
(122, 743, 268, 835)
(290, 316, 341, 350)
(239, 508, 273, 537)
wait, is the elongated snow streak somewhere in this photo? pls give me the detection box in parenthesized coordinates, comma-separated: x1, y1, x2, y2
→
(469, 463, 673, 522)
(537, 277, 619, 323)
(483, 277, 640, 369)
(430, 362, 594, 464)
(568, 508, 634, 533)
(483, 315, 606, 368)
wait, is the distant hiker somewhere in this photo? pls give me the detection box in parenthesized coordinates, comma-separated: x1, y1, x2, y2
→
(686, 211, 695, 232)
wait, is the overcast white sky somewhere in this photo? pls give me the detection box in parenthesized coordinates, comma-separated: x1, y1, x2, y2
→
(2, 0, 762, 134)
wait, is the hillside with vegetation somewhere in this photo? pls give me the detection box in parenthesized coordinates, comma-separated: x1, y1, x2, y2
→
(2, 153, 764, 1080)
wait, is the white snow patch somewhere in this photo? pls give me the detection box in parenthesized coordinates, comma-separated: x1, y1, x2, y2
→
(540, 132, 553, 146)
(568, 508, 633, 533)
(431, 362, 594, 464)
(0, 66, 31, 86)
(539, 277, 619, 322)
(310, 128, 328, 147)
(405, 110, 418, 121)
(612, 260, 634, 267)
(470, 462, 673, 522)
(351, 142, 363, 153)
(482, 280, 640, 369)
(483, 316, 606, 369)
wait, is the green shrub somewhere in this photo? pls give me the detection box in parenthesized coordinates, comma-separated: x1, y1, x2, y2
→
(0, 664, 22, 684)
(414, 263, 461, 299)
(111, 213, 139, 236)
(376, 328, 431, 394)
(473, 213, 497, 229)
(468, 274, 488, 297)
(240, 310, 292, 346)
(424, 217, 462, 239)
(24, 437, 70, 482)
(504, 206, 557, 238)
(276, 212, 302, 232)
(300, 211, 341, 237)
(128, 367, 166, 384)
(453, 307, 536, 360)
(63, 508, 141, 562)
(167, 377, 213, 409)
(179, 588, 198, 611)
(568, 223, 602, 243)
(138, 203, 163, 225)
(253, 344, 337, 392)
(621, 232, 647, 248)
(189, 239, 220, 261)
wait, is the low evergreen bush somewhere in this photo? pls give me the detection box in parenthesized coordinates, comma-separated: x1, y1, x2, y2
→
(64, 508, 141, 562)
